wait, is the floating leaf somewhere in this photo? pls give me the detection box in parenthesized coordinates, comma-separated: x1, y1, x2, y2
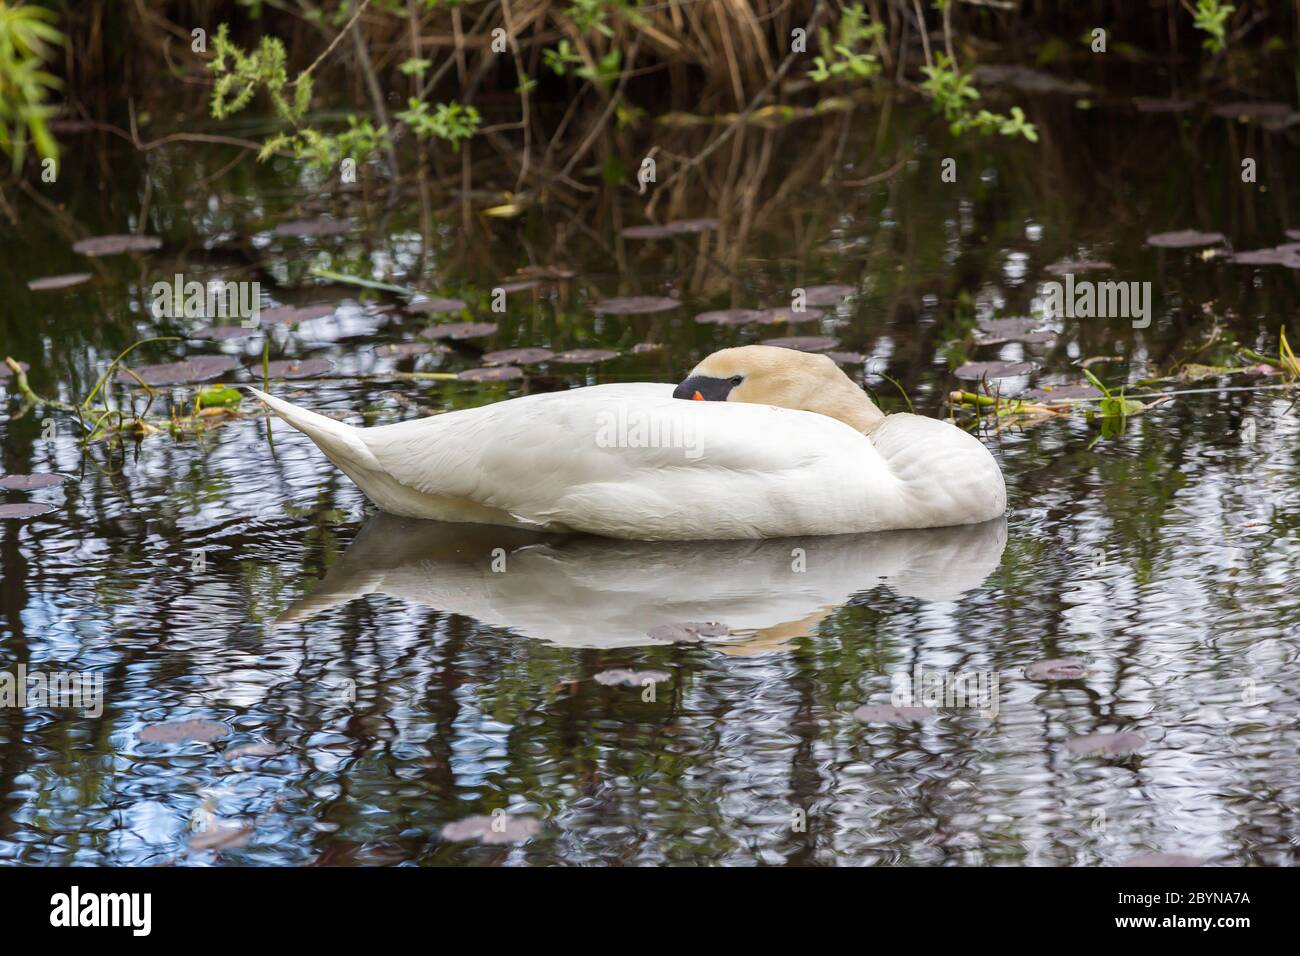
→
(552, 349, 619, 364)
(189, 825, 254, 852)
(483, 202, 525, 218)
(620, 218, 719, 239)
(482, 347, 553, 365)
(1121, 853, 1203, 867)
(759, 307, 824, 324)
(117, 356, 240, 386)
(1230, 247, 1300, 267)
(374, 342, 446, 358)
(139, 719, 229, 743)
(694, 309, 768, 326)
(421, 322, 498, 341)
(225, 742, 280, 761)
(261, 359, 334, 380)
(0, 361, 30, 379)
(1210, 101, 1293, 121)
(441, 814, 541, 844)
(1132, 97, 1197, 113)
(0, 503, 56, 519)
(269, 218, 350, 238)
(458, 366, 523, 382)
(594, 669, 672, 686)
(1022, 384, 1101, 401)
(1145, 230, 1225, 248)
(27, 273, 92, 291)
(1045, 258, 1113, 275)
(975, 318, 1055, 345)
(1025, 658, 1087, 681)
(408, 297, 469, 315)
(590, 296, 680, 315)
(761, 336, 839, 352)
(646, 621, 731, 642)
(258, 304, 335, 326)
(0, 473, 66, 490)
(190, 325, 260, 341)
(1065, 732, 1144, 756)
(953, 360, 1035, 380)
(72, 234, 162, 256)
(801, 284, 854, 306)
(826, 351, 867, 365)
(971, 64, 1092, 95)
(631, 342, 663, 354)
(852, 704, 933, 725)
(195, 385, 243, 408)
(494, 279, 543, 294)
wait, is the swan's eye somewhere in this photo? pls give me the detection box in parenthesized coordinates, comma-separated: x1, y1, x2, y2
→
(729, 375, 744, 387)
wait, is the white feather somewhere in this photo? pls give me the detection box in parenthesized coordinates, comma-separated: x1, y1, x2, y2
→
(248, 382, 1006, 540)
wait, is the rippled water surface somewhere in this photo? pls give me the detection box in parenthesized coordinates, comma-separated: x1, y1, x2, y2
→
(2, 97, 1298, 865)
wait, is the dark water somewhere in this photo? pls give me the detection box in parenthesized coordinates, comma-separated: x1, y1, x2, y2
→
(1, 92, 1299, 865)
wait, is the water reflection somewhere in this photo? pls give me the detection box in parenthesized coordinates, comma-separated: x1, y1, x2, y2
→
(280, 513, 1009, 649)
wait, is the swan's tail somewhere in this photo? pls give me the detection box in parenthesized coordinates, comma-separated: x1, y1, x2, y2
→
(246, 387, 384, 475)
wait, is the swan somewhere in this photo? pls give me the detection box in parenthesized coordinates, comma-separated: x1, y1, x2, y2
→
(276, 512, 1009, 649)
(249, 344, 1006, 540)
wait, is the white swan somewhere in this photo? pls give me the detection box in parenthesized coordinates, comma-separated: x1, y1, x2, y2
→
(276, 512, 1009, 649)
(250, 345, 1005, 540)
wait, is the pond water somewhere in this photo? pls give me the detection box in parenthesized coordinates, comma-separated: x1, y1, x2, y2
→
(1, 92, 1298, 865)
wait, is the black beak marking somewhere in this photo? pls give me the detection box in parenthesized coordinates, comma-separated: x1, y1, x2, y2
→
(673, 374, 736, 402)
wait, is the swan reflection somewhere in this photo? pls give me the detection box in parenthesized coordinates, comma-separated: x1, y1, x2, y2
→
(280, 513, 1008, 651)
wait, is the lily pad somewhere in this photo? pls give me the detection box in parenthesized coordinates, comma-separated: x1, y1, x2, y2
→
(1145, 230, 1225, 248)
(117, 355, 240, 386)
(0, 473, 67, 491)
(441, 814, 541, 844)
(258, 304, 335, 326)
(971, 64, 1092, 95)
(590, 296, 680, 315)
(621, 218, 719, 239)
(1065, 732, 1144, 756)
(594, 669, 672, 686)
(760, 336, 839, 352)
(694, 309, 768, 326)
(953, 360, 1035, 381)
(458, 366, 523, 382)
(482, 347, 553, 365)
(552, 349, 620, 364)
(190, 325, 260, 341)
(374, 342, 446, 358)
(1211, 101, 1293, 121)
(800, 283, 854, 306)
(0, 503, 56, 519)
(646, 621, 731, 642)
(1121, 853, 1204, 867)
(189, 825, 254, 852)
(975, 318, 1055, 345)
(422, 322, 498, 340)
(139, 719, 229, 743)
(852, 704, 933, 725)
(269, 218, 350, 238)
(261, 359, 334, 380)
(72, 234, 162, 256)
(27, 273, 93, 291)
(1230, 247, 1300, 267)
(408, 296, 469, 315)
(0, 361, 30, 379)
(1025, 658, 1087, 681)
(631, 342, 664, 353)
(225, 742, 280, 760)
(494, 279, 543, 294)
(826, 351, 868, 365)
(760, 306, 824, 324)
(1132, 97, 1197, 113)
(1046, 258, 1112, 275)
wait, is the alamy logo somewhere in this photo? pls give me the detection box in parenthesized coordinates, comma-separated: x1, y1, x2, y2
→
(1041, 273, 1151, 329)
(49, 886, 151, 936)
(891, 664, 1000, 718)
(595, 405, 703, 460)
(150, 274, 262, 327)
(0, 665, 103, 718)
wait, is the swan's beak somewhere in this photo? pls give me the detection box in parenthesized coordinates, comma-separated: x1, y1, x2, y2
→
(674, 375, 735, 402)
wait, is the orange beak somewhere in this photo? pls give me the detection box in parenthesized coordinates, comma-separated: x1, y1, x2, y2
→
(692, 390, 704, 401)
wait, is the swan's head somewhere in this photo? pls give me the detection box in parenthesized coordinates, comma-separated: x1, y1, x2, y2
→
(673, 345, 885, 433)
